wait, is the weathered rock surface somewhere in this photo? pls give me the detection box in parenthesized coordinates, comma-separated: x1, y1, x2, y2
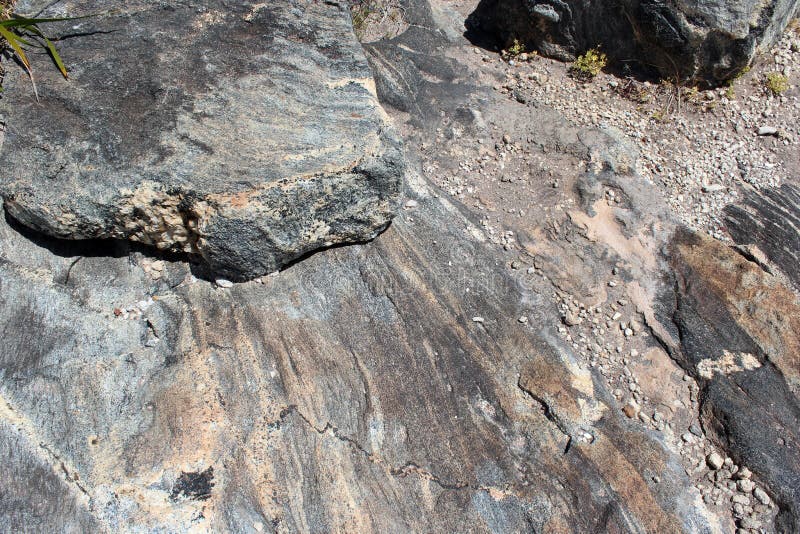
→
(0, 0, 403, 281)
(660, 229, 800, 532)
(1, 0, 800, 532)
(0, 1, 714, 532)
(724, 184, 800, 292)
(468, 0, 800, 84)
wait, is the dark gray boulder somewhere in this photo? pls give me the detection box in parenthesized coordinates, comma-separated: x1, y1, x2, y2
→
(0, 0, 403, 281)
(468, 0, 800, 85)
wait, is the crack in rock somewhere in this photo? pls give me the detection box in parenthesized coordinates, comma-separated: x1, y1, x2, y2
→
(271, 405, 510, 493)
(517, 378, 575, 454)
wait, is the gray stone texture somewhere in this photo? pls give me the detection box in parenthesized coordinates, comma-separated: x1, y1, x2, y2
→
(0, 0, 403, 281)
(1, 0, 799, 531)
(468, 0, 800, 85)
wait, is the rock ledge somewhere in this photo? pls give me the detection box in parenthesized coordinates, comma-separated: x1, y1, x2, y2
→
(0, 0, 403, 280)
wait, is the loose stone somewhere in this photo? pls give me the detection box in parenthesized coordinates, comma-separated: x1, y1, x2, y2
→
(707, 452, 725, 470)
(753, 487, 770, 505)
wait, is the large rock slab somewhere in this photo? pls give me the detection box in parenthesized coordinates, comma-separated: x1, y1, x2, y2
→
(0, 2, 721, 532)
(0, 0, 403, 281)
(1, 0, 799, 531)
(468, 0, 800, 85)
(661, 228, 800, 532)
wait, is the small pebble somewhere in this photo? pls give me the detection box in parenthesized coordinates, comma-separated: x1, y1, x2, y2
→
(754, 487, 770, 505)
(702, 183, 725, 193)
(732, 494, 751, 505)
(564, 310, 582, 326)
(737, 479, 755, 493)
(707, 452, 725, 470)
(735, 467, 751, 480)
(215, 278, 234, 288)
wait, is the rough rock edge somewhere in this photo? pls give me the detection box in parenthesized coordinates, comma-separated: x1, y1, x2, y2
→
(1, 124, 404, 282)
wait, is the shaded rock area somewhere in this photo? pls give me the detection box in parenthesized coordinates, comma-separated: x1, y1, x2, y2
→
(467, 0, 800, 85)
(1, 0, 799, 532)
(0, 0, 403, 281)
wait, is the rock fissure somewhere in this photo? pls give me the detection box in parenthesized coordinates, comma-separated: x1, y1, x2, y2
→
(516, 377, 573, 449)
(283, 405, 479, 493)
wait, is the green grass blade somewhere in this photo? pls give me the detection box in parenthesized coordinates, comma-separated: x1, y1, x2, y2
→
(26, 25, 68, 78)
(43, 35, 68, 78)
(0, 24, 33, 46)
(0, 25, 31, 70)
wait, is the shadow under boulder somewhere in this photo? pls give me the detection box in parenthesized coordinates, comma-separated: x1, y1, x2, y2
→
(466, 0, 800, 86)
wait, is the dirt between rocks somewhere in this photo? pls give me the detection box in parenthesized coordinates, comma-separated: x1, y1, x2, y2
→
(361, 1, 799, 531)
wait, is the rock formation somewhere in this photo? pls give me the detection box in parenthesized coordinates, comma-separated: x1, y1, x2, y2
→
(1, 0, 799, 532)
(0, 0, 403, 281)
(468, 0, 800, 85)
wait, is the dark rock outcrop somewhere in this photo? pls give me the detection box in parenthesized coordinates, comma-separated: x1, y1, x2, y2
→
(468, 0, 800, 85)
(724, 184, 800, 292)
(0, 0, 403, 281)
(661, 229, 800, 532)
(0, 1, 720, 531)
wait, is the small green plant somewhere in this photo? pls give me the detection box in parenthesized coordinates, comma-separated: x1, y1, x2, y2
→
(734, 65, 751, 78)
(0, 3, 93, 98)
(1, 17, 70, 76)
(570, 48, 607, 80)
(507, 39, 525, 58)
(765, 72, 789, 95)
